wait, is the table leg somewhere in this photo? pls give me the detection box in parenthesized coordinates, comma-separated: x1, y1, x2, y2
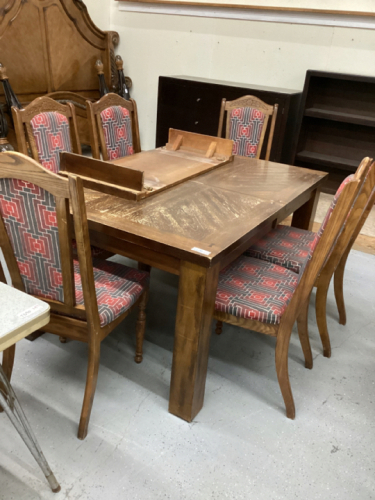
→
(169, 261, 220, 422)
(291, 188, 321, 231)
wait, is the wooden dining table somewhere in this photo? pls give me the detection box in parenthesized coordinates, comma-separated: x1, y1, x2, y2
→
(83, 155, 327, 422)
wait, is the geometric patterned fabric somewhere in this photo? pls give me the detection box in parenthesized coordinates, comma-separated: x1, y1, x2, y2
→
(74, 258, 149, 327)
(30, 111, 108, 260)
(244, 174, 355, 274)
(215, 256, 299, 325)
(0, 178, 63, 301)
(244, 225, 318, 274)
(317, 174, 354, 238)
(0, 176, 149, 324)
(229, 107, 265, 158)
(30, 112, 72, 173)
(100, 106, 134, 160)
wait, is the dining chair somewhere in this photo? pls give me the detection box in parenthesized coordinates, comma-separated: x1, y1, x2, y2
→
(86, 93, 141, 161)
(11, 96, 111, 269)
(211, 163, 374, 419)
(0, 151, 150, 439)
(217, 95, 278, 160)
(0, 284, 60, 493)
(239, 158, 373, 357)
(12, 96, 81, 169)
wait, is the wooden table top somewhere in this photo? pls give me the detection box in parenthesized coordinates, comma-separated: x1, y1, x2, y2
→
(112, 147, 232, 192)
(85, 157, 327, 268)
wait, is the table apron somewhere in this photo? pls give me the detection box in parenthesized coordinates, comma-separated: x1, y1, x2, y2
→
(89, 230, 181, 275)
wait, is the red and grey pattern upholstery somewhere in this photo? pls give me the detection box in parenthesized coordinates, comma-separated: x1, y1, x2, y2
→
(244, 225, 318, 274)
(0, 179, 148, 324)
(30, 111, 109, 260)
(30, 112, 72, 173)
(215, 256, 298, 324)
(317, 174, 354, 238)
(0, 178, 63, 301)
(100, 106, 134, 160)
(229, 107, 265, 157)
(245, 174, 355, 274)
(74, 258, 149, 327)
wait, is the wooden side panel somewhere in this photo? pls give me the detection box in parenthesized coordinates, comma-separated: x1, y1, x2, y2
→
(44, 3, 107, 92)
(0, 0, 49, 95)
(0, 0, 118, 101)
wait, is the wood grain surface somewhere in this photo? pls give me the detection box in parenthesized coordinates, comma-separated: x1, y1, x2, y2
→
(84, 155, 326, 422)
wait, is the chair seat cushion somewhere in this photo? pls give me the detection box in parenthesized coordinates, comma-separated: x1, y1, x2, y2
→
(74, 258, 149, 327)
(215, 256, 299, 325)
(244, 225, 319, 274)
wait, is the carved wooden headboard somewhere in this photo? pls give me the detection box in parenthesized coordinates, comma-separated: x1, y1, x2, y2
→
(0, 0, 120, 145)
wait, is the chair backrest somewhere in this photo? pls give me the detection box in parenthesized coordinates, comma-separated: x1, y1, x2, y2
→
(344, 166, 375, 252)
(86, 93, 141, 161)
(305, 158, 372, 256)
(281, 157, 375, 326)
(0, 151, 101, 331)
(11, 96, 82, 173)
(217, 95, 278, 161)
(317, 159, 374, 278)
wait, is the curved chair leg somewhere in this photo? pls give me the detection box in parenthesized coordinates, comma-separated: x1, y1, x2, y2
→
(334, 245, 351, 326)
(297, 296, 313, 370)
(315, 279, 332, 358)
(135, 291, 148, 364)
(275, 325, 295, 419)
(215, 320, 223, 335)
(0, 365, 60, 492)
(78, 337, 101, 440)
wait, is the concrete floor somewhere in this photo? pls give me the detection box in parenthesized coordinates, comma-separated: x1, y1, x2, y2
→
(1, 250, 374, 500)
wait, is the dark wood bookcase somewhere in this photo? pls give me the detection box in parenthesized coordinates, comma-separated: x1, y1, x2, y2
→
(292, 70, 375, 194)
(156, 76, 302, 164)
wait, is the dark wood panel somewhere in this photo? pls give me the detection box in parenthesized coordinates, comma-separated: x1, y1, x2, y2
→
(292, 70, 375, 193)
(156, 76, 301, 164)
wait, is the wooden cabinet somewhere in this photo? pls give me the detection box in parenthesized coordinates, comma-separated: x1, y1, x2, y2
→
(292, 70, 375, 194)
(156, 76, 302, 164)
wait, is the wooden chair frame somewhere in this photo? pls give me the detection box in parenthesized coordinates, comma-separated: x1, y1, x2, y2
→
(0, 152, 149, 440)
(333, 186, 375, 327)
(313, 157, 375, 357)
(217, 95, 278, 161)
(87, 93, 141, 161)
(213, 160, 374, 419)
(11, 96, 82, 161)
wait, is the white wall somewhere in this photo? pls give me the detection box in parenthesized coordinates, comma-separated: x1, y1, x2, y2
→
(85, 0, 111, 31)
(88, 1, 375, 150)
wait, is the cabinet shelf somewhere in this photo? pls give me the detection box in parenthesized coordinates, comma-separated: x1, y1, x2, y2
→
(304, 107, 375, 127)
(296, 151, 359, 171)
(292, 71, 375, 192)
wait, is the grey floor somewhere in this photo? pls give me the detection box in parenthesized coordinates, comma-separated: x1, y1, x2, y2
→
(1, 250, 374, 500)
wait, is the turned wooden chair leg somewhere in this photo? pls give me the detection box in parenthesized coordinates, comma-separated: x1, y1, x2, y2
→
(334, 246, 350, 326)
(78, 337, 101, 440)
(315, 280, 332, 358)
(296, 296, 313, 370)
(215, 320, 223, 335)
(275, 326, 295, 419)
(135, 291, 148, 364)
